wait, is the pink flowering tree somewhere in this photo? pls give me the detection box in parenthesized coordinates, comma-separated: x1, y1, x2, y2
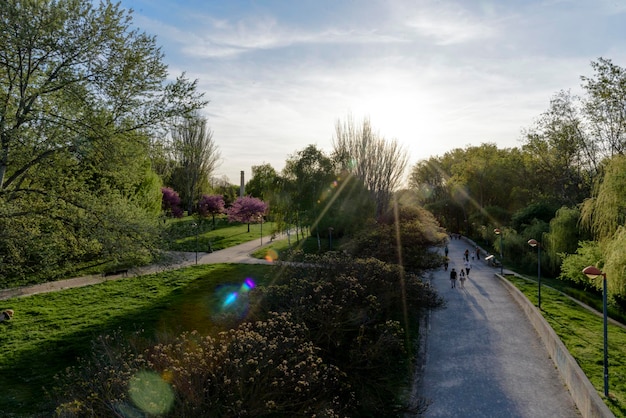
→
(227, 196, 268, 232)
(198, 194, 225, 227)
(161, 187, 183, 218)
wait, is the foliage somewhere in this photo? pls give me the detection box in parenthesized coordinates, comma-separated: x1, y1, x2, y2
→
(581, 57, 626, 163)
(342, 204, 447, 273)
(544, 206, 589, 272)
(167, 113, 221, 213)
(161, 187, 184, 218)
(197, 194, 225, 227)
(0, 0, 204, 284)
(581, 154, 626, 241)
(54, 313, 350, 417)
(559, 241, 604, 289)
(251, 254, 443, 416)
(226, 196, 268, 232)
(510, 202, 559, 231)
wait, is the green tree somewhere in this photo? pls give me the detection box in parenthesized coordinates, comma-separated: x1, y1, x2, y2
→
(246, 163, 279, 200)
(282, 145, 336, 241)
(0, 0, 205, 284)
(581, 58, 626, 163)
(521, 90, 590, 205)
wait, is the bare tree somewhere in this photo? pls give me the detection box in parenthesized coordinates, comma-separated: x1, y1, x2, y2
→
(333, 115, 408, 216)
(170, 113, 221, 213)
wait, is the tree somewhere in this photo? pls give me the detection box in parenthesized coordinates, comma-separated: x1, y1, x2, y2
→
(161, 187, 183, 218)
(282, 145, 336, 242)
(581, 58, 626, 163)
(197, 194, 225, 227)
(0, 0, 205, 283)
(227, 196, 268, 232)
(521, 90, 590, 205)
(169, 113, 221, 214)
(246, 163, 279, 200)
(333, 115, 409, 216)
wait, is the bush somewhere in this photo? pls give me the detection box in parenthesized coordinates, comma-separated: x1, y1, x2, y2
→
(251, 255, 443, 415)
(53, 314, 350, 417)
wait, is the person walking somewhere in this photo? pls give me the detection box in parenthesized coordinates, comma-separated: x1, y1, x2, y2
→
(464, 249, 470, 262)
(449, 268, 457, 288)
(443, 256, 449, 271)
(464, 259, 472, 278)
(459, 269, 466, 288)
(444, 245, 449, 257)
(475, 246, 480, 260)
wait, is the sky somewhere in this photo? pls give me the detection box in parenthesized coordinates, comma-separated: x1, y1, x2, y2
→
(116, 0, 626, 185)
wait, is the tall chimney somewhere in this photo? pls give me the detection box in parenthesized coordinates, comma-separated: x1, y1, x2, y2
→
(240, 170, 245, 197)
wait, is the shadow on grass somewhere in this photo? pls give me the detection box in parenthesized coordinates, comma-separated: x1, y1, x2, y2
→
(0, 264, 276, 417)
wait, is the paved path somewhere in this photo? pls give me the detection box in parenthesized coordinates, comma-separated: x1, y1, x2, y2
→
(0, 236, 275, 301)
(415, 237, 580, 417)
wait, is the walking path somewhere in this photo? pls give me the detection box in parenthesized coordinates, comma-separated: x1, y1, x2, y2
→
(414, 237, 580, 417)
(0, 236, 274, 301)
(0, 233, 591, 417)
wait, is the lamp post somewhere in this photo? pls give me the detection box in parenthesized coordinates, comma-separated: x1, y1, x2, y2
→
(259, 215, 263, 246)
(192, 222, 198, 265)
(582, 265, 609, 397)
(328, 227, 334, 250)
(528, 239, 541, 309)
(494, 228, 503, 275)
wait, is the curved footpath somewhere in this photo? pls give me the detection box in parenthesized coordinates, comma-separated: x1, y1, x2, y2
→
(0, 236, 273, 301)
(412, 236, 581, 417)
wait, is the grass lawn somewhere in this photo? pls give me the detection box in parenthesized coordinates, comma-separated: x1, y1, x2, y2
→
(507, 275, 626, 417)
(163, 216, 277, 252)
(0, 263, 277, 417)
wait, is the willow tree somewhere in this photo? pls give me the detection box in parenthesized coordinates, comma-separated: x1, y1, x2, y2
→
(577, 155, 626, 298)
(0, 0, 205, 283)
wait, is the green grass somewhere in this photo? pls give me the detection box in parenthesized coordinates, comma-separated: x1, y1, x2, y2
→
(164, 216, 277, 252)
(251, 235, 344, 261)
(507, 275, 626, 417)
(0, 263, 276, 416)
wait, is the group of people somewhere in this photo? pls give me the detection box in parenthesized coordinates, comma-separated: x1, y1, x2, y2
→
(444, 243, 474, 289)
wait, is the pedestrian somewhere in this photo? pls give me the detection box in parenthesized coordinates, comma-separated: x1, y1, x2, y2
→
(443, 256, 449, 271)
(449, 268, 457, 288)
(459, 269, 466, 288)
(475, 246, 480, 260)
(464, 259, 472, 277)
(464, 249, 470, 262)
(444, 245, 449, 257)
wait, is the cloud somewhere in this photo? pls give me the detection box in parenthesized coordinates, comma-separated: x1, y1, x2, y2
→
(401, 1, 497, 45)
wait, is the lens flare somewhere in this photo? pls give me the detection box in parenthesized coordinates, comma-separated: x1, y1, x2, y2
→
(223, 292, 238, 307)
(264, 249, 278, 262)
(128, 371, 174, 415)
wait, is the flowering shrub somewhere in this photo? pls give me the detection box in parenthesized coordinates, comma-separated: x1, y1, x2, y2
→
(53, 314, 351, 417)
(251, 254, 443, 415)
(52, 256, 441, 416)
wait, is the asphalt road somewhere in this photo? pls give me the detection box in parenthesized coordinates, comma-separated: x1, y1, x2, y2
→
(414, 237, 580, 417)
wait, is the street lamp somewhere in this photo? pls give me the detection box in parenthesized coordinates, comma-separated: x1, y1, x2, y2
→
(259, 215, 263, 246)
(494, 228, 503, 275)
(528, 239, 541, 309)
(192, 222, 198, 265)
(582, 265, 609, 397)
